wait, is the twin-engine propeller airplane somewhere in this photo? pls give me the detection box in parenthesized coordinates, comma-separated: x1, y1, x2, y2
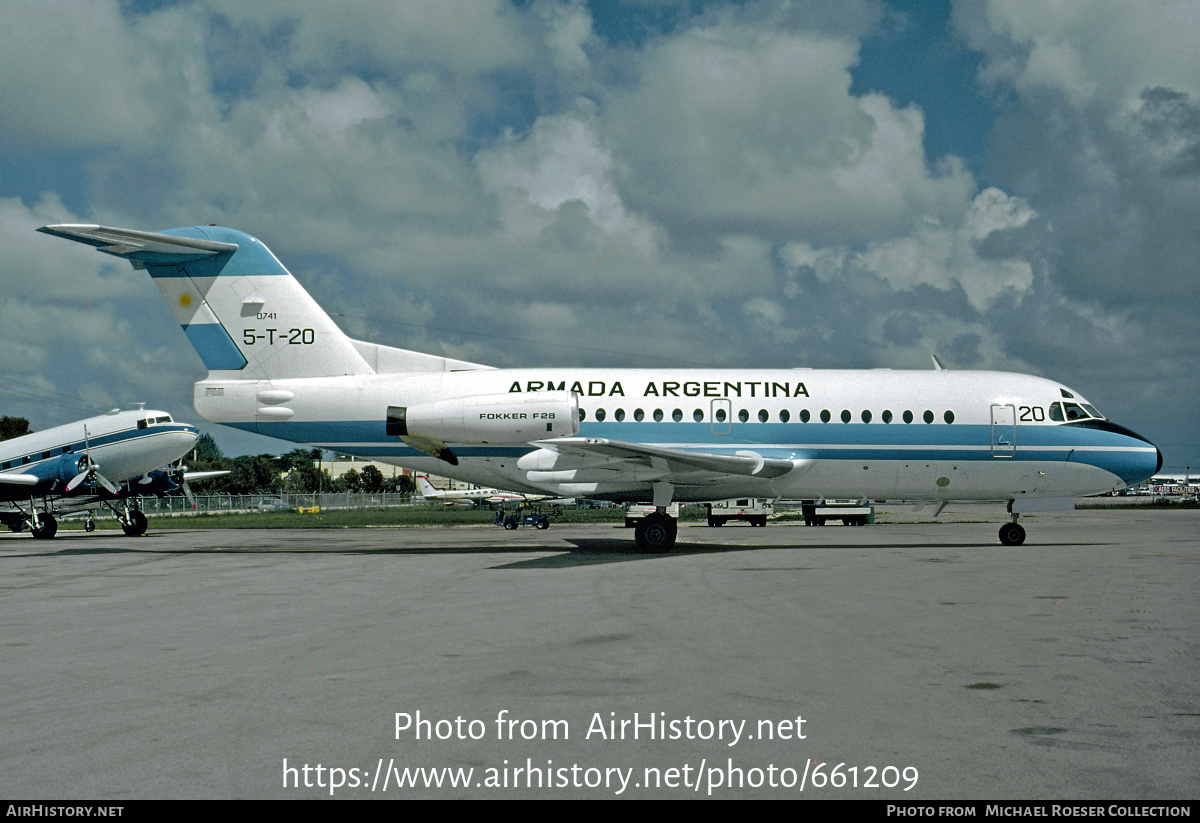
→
(0, 407, 221, 537)
(39, 224, 1163, 551)
(415, 475, 544, 507)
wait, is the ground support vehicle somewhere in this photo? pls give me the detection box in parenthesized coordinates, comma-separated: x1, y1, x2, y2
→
(495, 503, 554, 530)
(800, 499, 873, 526)
(624, 502, 680, 528)
(706, 498, 773, 527)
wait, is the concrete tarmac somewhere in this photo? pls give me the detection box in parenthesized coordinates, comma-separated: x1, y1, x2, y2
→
(1, 506, 1197, 799)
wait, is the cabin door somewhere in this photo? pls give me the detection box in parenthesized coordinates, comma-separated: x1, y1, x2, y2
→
(990, 404, 1016, 457)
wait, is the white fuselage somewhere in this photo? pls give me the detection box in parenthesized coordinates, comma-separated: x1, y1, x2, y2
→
(0, 410, 198, 502)
(194, 367, 1159, 504)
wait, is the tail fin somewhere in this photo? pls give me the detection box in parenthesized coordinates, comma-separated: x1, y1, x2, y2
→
(414, 475, 438, 496)
(40, 224, 373, 379)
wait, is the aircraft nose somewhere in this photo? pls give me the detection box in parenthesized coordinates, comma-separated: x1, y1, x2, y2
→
(1083, 419, 1160, 487)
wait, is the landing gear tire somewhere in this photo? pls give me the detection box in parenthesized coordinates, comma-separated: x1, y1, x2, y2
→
(634, 513, 677, 552)
(999, 522, 1026, 546)
(31, 513, 57, 539)
(122, 509, 148, 537)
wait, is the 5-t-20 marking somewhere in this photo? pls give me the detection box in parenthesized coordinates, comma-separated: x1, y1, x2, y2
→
(243, 328, 316, 345)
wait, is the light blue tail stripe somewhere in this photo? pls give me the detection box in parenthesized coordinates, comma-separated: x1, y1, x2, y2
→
(184, 323, 247, 370)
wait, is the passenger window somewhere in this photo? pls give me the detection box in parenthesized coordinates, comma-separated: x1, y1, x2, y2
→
(693, 409, 704, 422)
(615, 409, 625, 422)
(758, 409, 768, 423)
(579, 408, 586, 421)
(672, 409, 683, 422)
(882, 410, 893, 423)
(596, 409, 606, 421)
(780, 409, 790, 423)
(653, 409, 664, 422)
(923, 410, 934, 424)
(840, 410, 851, 423)
(738, 409, 749, 423)
(800, 409, 810, 423)
(820, 410, 831, 423)
(634, 409, 645, 422)
(716, 408, 727, 422)
(944, 410, 955, 424)
(903, 410, 914, 423)
(861, 410, 872, 423)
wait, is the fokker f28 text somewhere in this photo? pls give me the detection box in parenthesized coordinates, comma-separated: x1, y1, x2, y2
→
(39, 224, 1162, 551)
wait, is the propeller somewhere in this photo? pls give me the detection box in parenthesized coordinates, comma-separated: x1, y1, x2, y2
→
(65, 426, 119, 494)
(161, 461, 198, 508)
(178, 466, 197, 509)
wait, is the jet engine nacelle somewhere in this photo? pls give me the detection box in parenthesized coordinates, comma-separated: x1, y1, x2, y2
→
(387, 391, 579, 445)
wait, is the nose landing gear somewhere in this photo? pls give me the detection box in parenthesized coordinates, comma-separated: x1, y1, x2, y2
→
(999, 519, 1026, 546)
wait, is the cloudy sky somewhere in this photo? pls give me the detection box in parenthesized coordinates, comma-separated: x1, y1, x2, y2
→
(1, 0, 1196, 471)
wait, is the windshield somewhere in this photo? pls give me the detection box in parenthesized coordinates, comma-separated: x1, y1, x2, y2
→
(1049, 400, 1105, 422)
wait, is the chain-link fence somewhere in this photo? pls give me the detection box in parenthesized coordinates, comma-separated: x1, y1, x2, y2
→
(133, 493, 417, 516)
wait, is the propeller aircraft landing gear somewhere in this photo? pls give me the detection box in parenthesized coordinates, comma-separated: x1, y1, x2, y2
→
(120, 507, 148, 537)
(30, 512, 57, 539)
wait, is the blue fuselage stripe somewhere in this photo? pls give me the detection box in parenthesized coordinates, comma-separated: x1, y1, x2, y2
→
(245, 420, 1155, 481)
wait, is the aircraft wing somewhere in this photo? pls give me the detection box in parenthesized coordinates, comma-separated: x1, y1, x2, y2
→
(0, 473, 41, 486)
(182, 470, 231, 482)
(534, 438, 797, 479)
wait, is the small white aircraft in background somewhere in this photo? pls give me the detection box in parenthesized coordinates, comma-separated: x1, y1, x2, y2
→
(40, 223, 1162, 550)
(414, 475, 543, 506)
(0, 408, 223, 537)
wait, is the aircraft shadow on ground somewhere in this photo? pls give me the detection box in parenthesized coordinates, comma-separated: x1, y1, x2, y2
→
(0, 529, 1076, 568)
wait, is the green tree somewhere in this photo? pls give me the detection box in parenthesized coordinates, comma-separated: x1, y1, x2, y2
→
(361, 464, 384, 493)
(0, 416, 32, 441)
(389, 474, 416, 495)
(193, 432, 222, 462)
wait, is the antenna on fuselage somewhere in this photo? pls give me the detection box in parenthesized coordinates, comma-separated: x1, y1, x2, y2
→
(931, 354, 946, 371)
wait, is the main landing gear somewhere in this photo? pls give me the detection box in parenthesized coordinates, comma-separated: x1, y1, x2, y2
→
(120, 508, 148, 537)
(634, 511, 677, 552)
(30, 512, 57, 539)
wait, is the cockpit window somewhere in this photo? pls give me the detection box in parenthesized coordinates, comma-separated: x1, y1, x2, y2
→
(1054, 401, 1105, 422)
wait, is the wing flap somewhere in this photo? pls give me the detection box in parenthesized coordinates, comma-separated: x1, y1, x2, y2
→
(535, 438, 797, 479)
